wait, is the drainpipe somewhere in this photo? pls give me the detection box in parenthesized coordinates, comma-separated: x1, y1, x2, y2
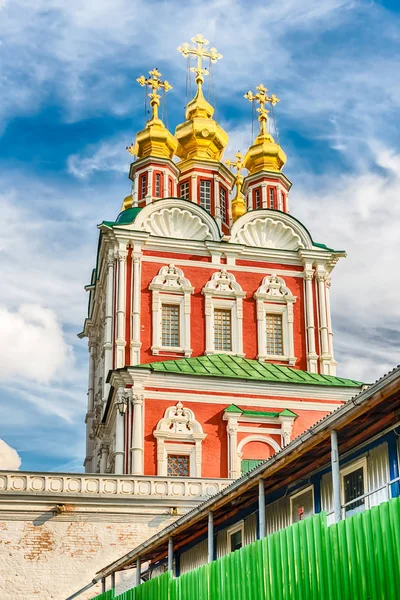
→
(208, 512, 214, 563)
(258, 479, 266, 538)
(331, 430, 342, 522)
(168, 537, 173, 573)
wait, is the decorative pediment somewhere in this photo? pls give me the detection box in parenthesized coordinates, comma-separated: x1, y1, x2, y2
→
(254, 274, 294, 300)
(149, 264, 193, 293)
(230, 211, 313, 250)
(133, 199, 221, 241)
(202, 269, 244, 297)
(154, 401, 205, 441)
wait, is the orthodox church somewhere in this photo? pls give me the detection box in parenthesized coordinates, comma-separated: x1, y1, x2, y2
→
(80, 35, 362, 481)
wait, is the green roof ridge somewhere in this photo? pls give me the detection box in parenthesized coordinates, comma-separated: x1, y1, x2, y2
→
(135, 355, 363, 387)
(224, 404, 243, 413)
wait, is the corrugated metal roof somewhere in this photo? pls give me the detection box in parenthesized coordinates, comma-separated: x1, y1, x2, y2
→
(136, 354, 362, 387)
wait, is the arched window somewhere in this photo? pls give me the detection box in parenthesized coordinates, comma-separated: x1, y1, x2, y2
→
(149, 264, 194, 356)
(254, 274, 296, 364)
(202, 269, 245, 356)
(153, 401, 206, 477)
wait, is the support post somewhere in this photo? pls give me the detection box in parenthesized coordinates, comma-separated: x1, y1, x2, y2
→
(136, 558, 141, 587)
(111, 572, 115, 590)
(168, 537, 173, 573)
(258, 479, 266, 539)
(388, 431, 400, 498)
(101, 578, 105, 593)
(331, 429, 342, 522)
(208, 511, 214, 563)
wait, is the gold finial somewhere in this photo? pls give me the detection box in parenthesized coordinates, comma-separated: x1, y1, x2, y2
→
(136, 67, 173, 122)
(226, 152, 246, 222)
(178, 34, 222, 89)
(244, 84, 280, 135)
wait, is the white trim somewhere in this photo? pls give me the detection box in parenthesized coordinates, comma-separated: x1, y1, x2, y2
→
(237, 426, 281, 434)
(289, 484, 314, 524)
(237, 434, 281, 454)
(202, 269, 245, 356)
(254, 274, 296, 365)
(149, 265, 194, 357)
(226, 521, 244, 554)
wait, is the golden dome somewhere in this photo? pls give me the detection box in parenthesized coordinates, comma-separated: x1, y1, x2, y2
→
(244, 130, 287, 174)
(121, 194, 133, 212)
(243, 84, 286, 174)
(130, 68, 177, 161)
(175, 84, 228, 162)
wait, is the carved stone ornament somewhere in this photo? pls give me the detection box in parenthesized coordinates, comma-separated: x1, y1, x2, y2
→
(203, 269, 244, 296)
(255, 274, 292, 299)
(154, 401, 206, 441)
(142, 207, 213, 240)
(232, 217, 303, 250)
(149, 264, 193, 293)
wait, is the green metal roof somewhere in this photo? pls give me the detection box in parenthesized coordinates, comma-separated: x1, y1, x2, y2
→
(136, 354, 362, 387)
(101, 206, 143, 228)
(224, 404, 297, 418)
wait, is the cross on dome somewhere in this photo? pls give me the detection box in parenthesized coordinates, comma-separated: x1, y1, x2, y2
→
(136, 67, 173, 123)
(244, 84, 280, 135)
(178, 34, 223, 87)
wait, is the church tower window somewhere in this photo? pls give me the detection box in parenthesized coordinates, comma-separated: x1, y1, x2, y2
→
(167, 454, 190, 477)
(266, 313, 283, 355)
(254, 188, 261, 209)
(161, 304, 180, 347)
(200, 179, 211, 212)
(155, 173, 162, 197)
(180, 180, 190, 200)
(214, 309, 232, 351)
(220, 187, 227, 223)
(139, 173, 147, 200)
(269, 187, 275, 209)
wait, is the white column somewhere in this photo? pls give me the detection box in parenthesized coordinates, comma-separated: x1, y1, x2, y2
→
(191, 174, 197, 203)
(131, 393, 144, 475)
(227, 418, 240, 478)
(168, 538, 174, 572)
(132, 174, 139, 207)
(103, 250, 115, 405)
(214, 178, 221, 227)
(325, 277, 337, 375)
(258, 479, 266, 539)
(114, 388, 126, 475)
(261, 182, 267, 208)
(331, 430, 342, 522)
(208, 512, 214, 563)
(204, 294, 213, 354)
(85, 340, 96, 472)
(146, 168, 153, 204)
(130, 253, 142, 365)
(115, 249, 127, 369)
(316, 266, 331, 374)
(99, 443, 109, 473)
(183, 291, 192, 357)
(303, 267, 318, 373)
(163, 169, 169, 198)
(277, 188, 283, 211)
(236, 297, 244, 356)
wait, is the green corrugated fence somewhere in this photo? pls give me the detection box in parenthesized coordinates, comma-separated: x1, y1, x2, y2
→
(92, 496, 400, 600)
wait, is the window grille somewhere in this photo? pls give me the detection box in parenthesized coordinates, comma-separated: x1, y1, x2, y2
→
(269, 188, 275, 209)
(180, 181, 189, 200)
(214, 309, 232, 351)
(220, 187, 227, 223)
(266, 313, 283, 355)
(255, 189, 261, 209)
(140, 174, 147, 199)
(167, 454, 189, 477)
(161, 304, 179, 347)
(343, 467, 365, 516)
(155, 173, 161, 197)
(200, 180, 211, 212)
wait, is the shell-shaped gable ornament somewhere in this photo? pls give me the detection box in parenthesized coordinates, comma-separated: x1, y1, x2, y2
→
(142, 207, 213, 241)
(233, 217, 303, 250)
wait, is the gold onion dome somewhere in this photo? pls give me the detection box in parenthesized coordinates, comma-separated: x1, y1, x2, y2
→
(175, 34, 228, 162)
(129, 68, 177, 160)
(243, 84, 286, 174)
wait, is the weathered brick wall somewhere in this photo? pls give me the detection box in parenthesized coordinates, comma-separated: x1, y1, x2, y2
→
(0, 507, 175, 599)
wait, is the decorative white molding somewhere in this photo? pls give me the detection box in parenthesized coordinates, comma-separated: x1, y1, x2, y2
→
(315, 264, 333, 374)
(237, 434, 281, 454)
(133, 199, 221, 241)
(0, 472, 231, 502)
(149, 264, 194, 356)
(131, 393, 144, 475)
(103, 249, 115, 406)
(254, 274, 296, 364)
(154, 402, 206, 477)
(302, 265, 319, 373)
(230, 210, 313, 250)
(202, 269, 246, 356)
(278, 414, 296, 447)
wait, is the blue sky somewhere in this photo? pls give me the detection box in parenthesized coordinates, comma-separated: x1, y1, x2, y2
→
(1, 0, 400, 472)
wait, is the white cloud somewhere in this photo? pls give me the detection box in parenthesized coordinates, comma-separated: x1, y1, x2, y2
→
(0, 304, 72, 383)
(0, 439, 21, 470)
(67, 139, 131, 179)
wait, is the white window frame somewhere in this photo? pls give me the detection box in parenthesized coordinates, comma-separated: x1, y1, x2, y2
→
(199, 179, 211, 212)
(340, 457, 368, 514)
(290, 484, 315, 524)
(226, 521, 244, 554)
(202, 269, 245, 356)
(149, 265, 194, 356)
(180, 180, 190, 200)
(166, 445, 194, 477)
(254, 274, 296, 365)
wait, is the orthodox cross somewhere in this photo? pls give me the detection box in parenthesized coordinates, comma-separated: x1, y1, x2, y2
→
(136, 68, 173, 122)
(178, 34, 222, 87)
(244, 84, 280, 135)
(226, 151, 245, 177)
